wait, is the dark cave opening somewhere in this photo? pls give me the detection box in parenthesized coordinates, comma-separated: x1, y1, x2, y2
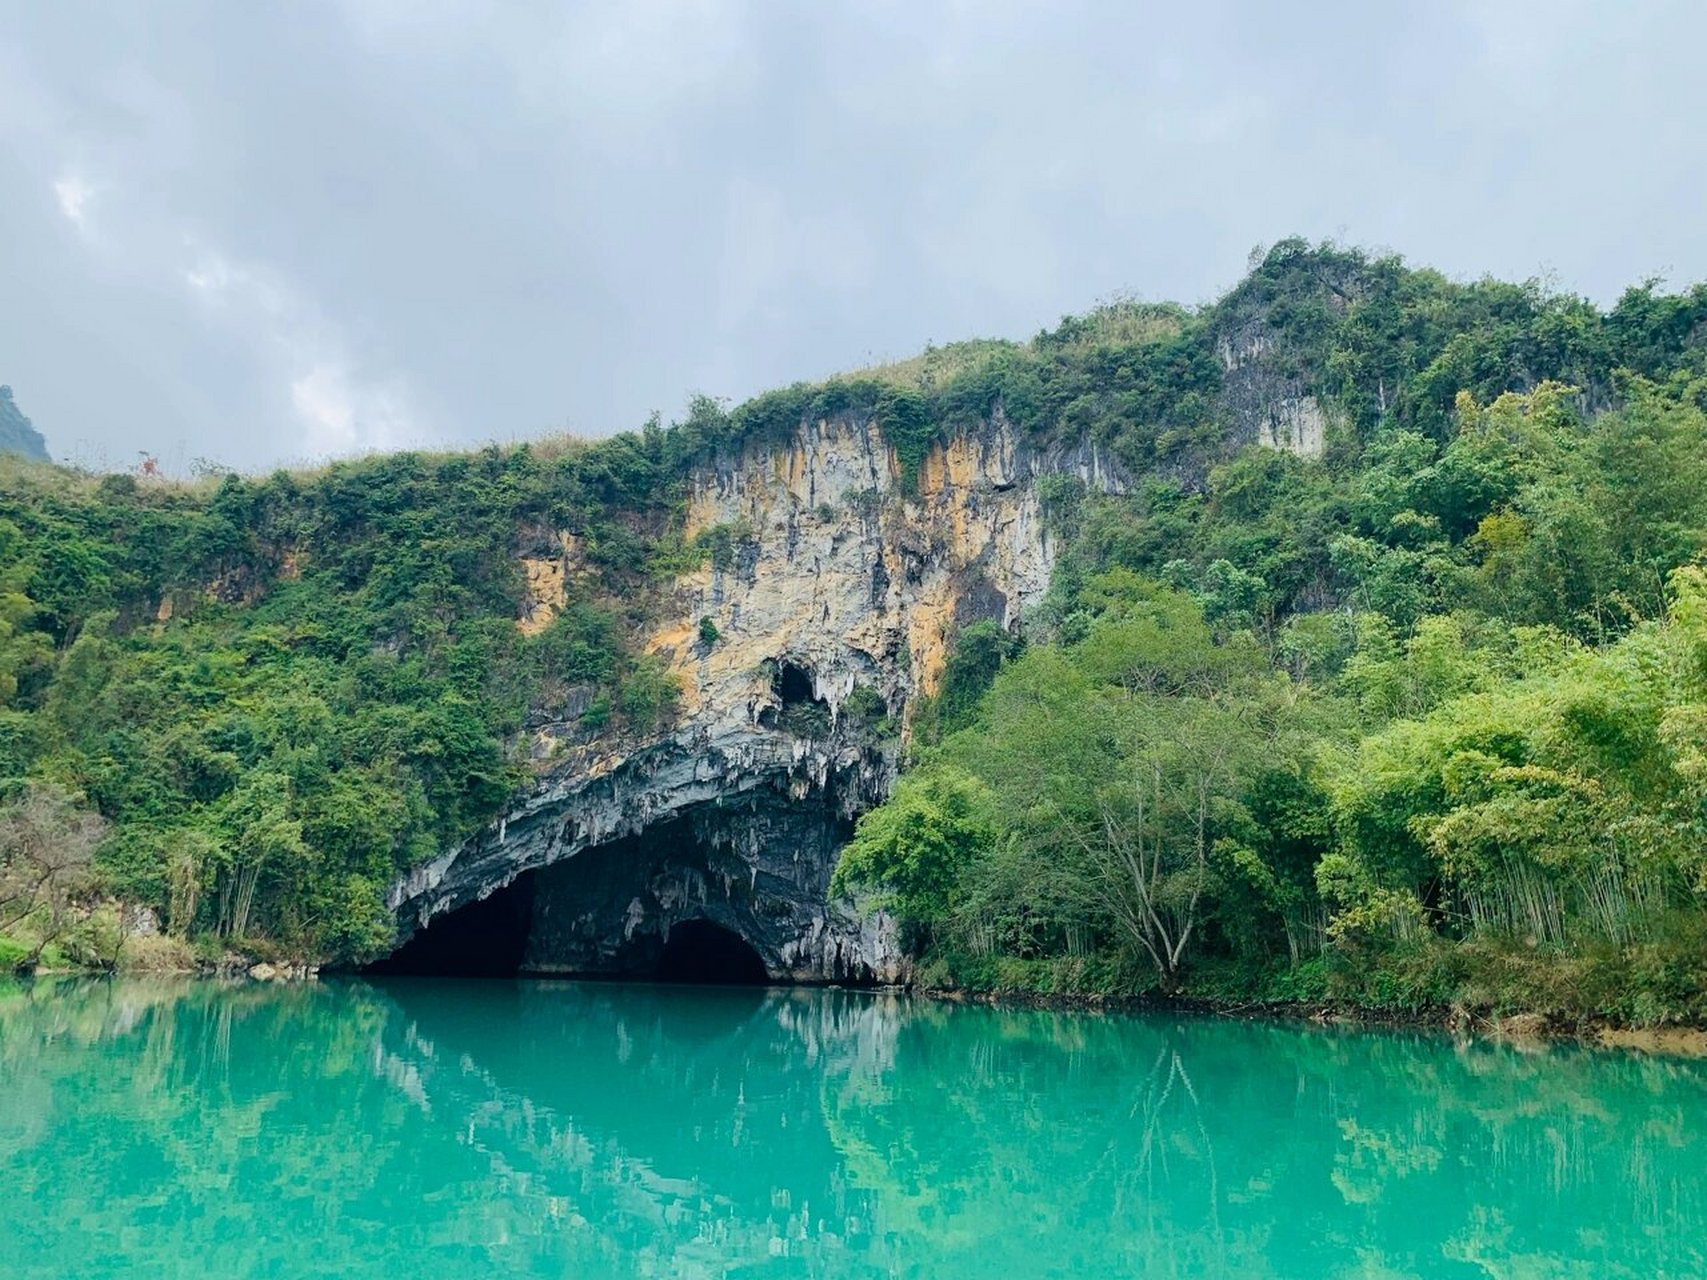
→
(365, 874, 536, 977)
(364, 793, 861, 984)
(655, 919, 771, 985)
(363, 825, 782, 984)
(773, 660, 821, 707)
(771, 659, 832, 739)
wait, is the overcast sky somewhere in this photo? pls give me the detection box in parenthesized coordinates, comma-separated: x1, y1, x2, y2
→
(3, 1, 1705, 473)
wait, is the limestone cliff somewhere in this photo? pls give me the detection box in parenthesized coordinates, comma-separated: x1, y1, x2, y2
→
(384, 413, 1126, 982)
(1216, 322, 1330, 459)
(0, 386, 50, 463)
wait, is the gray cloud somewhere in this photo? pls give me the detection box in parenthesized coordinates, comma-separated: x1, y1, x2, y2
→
(3, 0, 1705, 472)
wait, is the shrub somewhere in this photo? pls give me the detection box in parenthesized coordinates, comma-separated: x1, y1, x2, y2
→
(118, 933, 198, 973)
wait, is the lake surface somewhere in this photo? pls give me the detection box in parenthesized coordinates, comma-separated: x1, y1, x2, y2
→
(2, 979, 1704, 1278)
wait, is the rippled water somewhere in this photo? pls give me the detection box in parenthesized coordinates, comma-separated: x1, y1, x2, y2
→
(2, 978, 1704, 1278)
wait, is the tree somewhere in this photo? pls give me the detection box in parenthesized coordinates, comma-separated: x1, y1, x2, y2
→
(832, 767, 995, 942)
(0, 783, 106, 966)
(0, 544, 50, 706)
(929, 619, 1020, 734)
(1325, 571, 1707, 952)
(939, 586, 1283, 989)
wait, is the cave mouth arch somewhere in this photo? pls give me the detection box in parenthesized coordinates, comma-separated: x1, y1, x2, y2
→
(362, 817, 788, 983)
(365, 796, 867, 984)
(656, 919, 771, 985)
(364, 882, 776, 985)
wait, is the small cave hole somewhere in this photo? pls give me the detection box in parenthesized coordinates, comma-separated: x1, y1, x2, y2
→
(774, 660, 820, 706)
(772, 660, 831, 738)
(655, 919, 770, 985)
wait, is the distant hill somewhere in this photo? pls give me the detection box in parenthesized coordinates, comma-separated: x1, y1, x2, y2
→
(0, 386, 50, 461)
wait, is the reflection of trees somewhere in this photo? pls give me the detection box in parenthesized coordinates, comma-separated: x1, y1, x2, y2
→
(818, 1009, 1261, 1278)
(816, 1010, 1707, 1279)
(2, 979, 409, 1277)
(4, 981, 1707, 1278)
(1128, 1043, 1227, 1273)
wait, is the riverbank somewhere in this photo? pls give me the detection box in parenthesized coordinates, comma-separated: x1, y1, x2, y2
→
(913, 935, 1707, 1053)
(0, 919, 316, 982)
(922, 982, 1707, 1056)
(14, 921, 1707, 1055)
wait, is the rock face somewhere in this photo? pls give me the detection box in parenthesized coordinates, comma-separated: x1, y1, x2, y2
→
(520, 798, 871, 981)
(382, 412, 1126, 981)
(0, 386, 50, 462)
(1216, 323, 1330, 459)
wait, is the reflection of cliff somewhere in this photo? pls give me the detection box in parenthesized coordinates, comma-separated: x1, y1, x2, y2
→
(0, 978, 918, 1278)
(6, 980, 1707, 1278)
(372, 978, 913, 1275)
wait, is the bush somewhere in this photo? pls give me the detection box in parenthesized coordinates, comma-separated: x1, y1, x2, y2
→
(842, 683, 888, 725)
(619, 656, 681, 732)
(118, 933, 198, 973)
(0, 934, 29, 974)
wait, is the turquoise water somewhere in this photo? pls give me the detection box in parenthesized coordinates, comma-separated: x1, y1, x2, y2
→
(2, 979, 1704, 1278)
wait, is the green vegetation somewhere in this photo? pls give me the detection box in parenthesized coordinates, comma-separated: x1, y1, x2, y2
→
(8, 238, 1707, 1011)
(0, 439, 701, 965)
(835, 242, 1707, 1026)
(849, 553, 1707, 1022)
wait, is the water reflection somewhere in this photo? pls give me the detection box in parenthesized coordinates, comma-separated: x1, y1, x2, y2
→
(2, 978, 1705, 1278)
(369, 980, 897, 1273)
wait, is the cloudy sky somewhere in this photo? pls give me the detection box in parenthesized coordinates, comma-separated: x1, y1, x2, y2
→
(3, 1, 1704, 472)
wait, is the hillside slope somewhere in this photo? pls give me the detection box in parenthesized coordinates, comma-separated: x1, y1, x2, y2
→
(2, 240, 1706, 1008)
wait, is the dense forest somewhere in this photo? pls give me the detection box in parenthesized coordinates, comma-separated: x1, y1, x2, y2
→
(5, 240, 1707, 1023)
(0, 428, 696, 971)
(836, 245, 1707, 1023)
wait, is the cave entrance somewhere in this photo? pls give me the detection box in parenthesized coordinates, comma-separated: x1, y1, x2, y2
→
(364, 874, 535, 977)
(656, 919, 770, 985)
(367, 884, 777, 985)
(365, 795, 856, 983)
(774, 660, 818, 706)
(363, 822, 785, 983)
(768, 659, 831, 738)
